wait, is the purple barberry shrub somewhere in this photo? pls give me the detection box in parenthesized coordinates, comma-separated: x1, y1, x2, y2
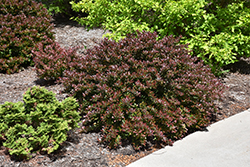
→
(0, 0, 54, 74)
(60, 31, 225, 149)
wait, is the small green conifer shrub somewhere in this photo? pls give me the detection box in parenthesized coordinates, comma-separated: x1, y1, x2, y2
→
(60, 31, 225, 150)
(0, 0, 55, 74)
(32, 38, 80, 81)
(0, 86, 80, 160)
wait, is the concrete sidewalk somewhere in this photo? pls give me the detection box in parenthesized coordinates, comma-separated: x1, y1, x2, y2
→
(127, 109, 250, 167)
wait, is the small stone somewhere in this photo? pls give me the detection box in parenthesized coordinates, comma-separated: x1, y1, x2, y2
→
(117, 145, 135, 155)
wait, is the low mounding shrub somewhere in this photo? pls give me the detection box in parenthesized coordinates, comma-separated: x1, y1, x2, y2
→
(0, 0, 55, 74)
(60, 31, 225, 149)
(0, 86, 80, 160)
(32, 38, 80, 81)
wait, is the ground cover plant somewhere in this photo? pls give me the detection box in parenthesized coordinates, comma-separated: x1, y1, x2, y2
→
(0, 86, 80, 160)
(71, 0, 250, 75)
(0, 0, 55, 74)
(59, 31, 225, 150)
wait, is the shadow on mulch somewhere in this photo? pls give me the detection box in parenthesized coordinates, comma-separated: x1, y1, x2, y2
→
(34, 78, 57, 87)
(223, 58, 250, 74)
(51, 12, 88, 28)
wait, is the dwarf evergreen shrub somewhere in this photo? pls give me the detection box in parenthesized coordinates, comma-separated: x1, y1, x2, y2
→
(60, 31, 225, 149)
(0, 86, 80, 160)
(0, 0, 55, 74)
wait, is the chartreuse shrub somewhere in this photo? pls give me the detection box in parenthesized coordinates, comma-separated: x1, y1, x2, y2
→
(32, 38, 80, 81)
(177, 0, 250, 74)
(70, 0, 163, 40)
(0, 0, 55, 74)
(71, 0, 250, 75)
(0, 86, 80, 160)
(60, 31, 225, 149)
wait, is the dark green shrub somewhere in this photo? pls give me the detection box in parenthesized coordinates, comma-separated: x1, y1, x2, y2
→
(35, 0, 77, 16)
(0, 86, 80, 159)
(32, 38, 80, 81)
(210, 0, 250, 8)
(60, 31, 225, 149)
(0, 0, 55, 74)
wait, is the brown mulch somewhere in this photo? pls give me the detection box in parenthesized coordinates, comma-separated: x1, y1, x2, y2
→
(0, 14, 250, 167)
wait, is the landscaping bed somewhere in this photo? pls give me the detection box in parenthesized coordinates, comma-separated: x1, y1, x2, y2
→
(0, 15, 250, 167)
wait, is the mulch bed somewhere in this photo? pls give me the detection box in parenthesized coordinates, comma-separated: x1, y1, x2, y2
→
(0, 14, 250, 167)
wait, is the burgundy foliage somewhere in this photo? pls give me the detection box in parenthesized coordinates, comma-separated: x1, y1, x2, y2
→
(0, 0, 54, 74)
(32, 38, 80, 81)
(59, 31, 225, 149)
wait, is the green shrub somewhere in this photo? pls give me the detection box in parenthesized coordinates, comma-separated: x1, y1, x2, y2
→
(71, 0, 250, 75)
(35, 0, 77, 16)
(0, 86, 80, 160)
(32, 38, 80, 81)
(70, 0, 163, 40)
(179, 0, 250, 74)
(60, 31, 225, 150)
(0, 0, 55, 74)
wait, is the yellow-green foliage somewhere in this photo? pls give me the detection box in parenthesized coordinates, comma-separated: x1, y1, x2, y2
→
(70, 0, 164, 40)
(0, 86, 80, 160)
(71, 0, 250, 75)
